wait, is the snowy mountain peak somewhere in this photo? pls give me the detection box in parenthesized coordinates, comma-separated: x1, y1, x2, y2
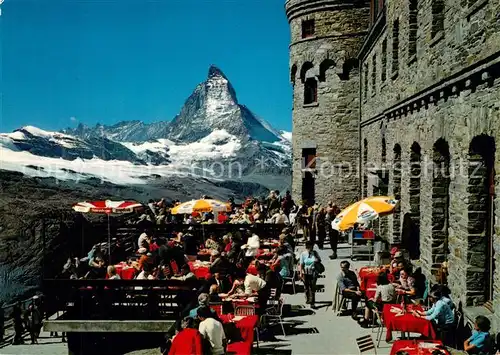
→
(208, 65, 228, 80)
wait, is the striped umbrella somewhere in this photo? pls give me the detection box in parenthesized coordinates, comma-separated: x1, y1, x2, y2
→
(332, 196, 399, 231)
(72, 200, 143, 214)
(170, 199, 231, 215)
(72, 200, 143, 264)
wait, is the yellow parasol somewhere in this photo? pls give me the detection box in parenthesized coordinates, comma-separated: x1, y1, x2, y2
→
(170, 199, 231, 215)
(331, 196, 399, 231)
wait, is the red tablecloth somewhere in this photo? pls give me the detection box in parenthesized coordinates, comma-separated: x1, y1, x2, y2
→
(390, 340, 445, 355)
(256, 249, 274, 260)
(106, 263, 136, 280)
(383, 304, 436, 341)
(247, 264, 258, 276)
(220, 314, 259, 355)
(358, 266, 386, 291)
(188, 261, 211, 280)
(365, 281, 377, 299)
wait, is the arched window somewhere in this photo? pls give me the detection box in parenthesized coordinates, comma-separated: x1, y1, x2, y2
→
(300, 62, 314, 83)
(319, 59, 335, 82)
(409, 142, 421, 259)
(393, 144, 402, 242)
(468, 135, 496, 303)
(432, 139, 450, 271)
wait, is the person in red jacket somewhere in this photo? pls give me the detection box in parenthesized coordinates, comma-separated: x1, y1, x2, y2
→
(168, 317, 203, 355)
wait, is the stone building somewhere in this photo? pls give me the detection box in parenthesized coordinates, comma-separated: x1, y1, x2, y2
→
(287, 0, 500, 329)
(286, 0, 370, 208)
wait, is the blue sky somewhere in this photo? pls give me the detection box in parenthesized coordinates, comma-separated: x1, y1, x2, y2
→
(0, 0, 292, 134)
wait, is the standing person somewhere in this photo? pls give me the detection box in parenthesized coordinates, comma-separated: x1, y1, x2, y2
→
(27, 301, 42, 344)
(308, 205, 316, 244)
(12, 302, 24, 345)
(328, 205, 341, 259)
(296, 202, 309, 242)
(299, 241, 321, 307)
(315, 207, 326, 249)
(197, 307, 226, 355)
(282, 190, 295, 217)
(182, 227, 199, 261)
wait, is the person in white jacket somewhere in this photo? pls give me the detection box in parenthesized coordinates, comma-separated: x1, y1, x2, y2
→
(242, 233, 260, 258)
(271, 209, 289, 224)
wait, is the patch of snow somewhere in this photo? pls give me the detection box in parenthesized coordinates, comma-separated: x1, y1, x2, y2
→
(123, 130, 241, 166)
(8, 131, 27, 140)
(280, 131, 292, 142)
(0, 146, 188, 185)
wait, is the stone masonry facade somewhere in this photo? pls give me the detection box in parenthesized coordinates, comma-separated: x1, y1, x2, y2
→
(287, 0, 500, 330)
(286, 0, 370, 208)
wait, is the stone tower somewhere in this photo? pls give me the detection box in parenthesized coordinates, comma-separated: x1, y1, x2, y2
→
(286, 0, 370, 207)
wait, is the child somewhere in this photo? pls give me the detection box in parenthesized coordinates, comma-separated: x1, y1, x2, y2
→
(464, 315, 492, 354)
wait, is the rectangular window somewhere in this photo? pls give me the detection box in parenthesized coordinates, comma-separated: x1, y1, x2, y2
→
(372, 54, 377, 95)
(302, 148, 316, 169)
(304, 78, 317, 105)
(302, 20, 315, 39)
(392, 19, 399, 76)
(363, 63, 369, 100)
(431, 0, 444, 38)
(381, 39, 387, 82)
(409, 0, 418, 58)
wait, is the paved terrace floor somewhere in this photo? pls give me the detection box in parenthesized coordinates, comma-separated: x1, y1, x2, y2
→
(0, 243, 392, 355)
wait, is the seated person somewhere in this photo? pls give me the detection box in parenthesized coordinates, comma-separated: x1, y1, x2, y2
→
(413, 289, 454, 328)
(197, 306, 226, 355)
(171, 264, 196, 282)
(205, 234, 219, 251)
(211, 272, 231, 294)
(168, 317, 203, 355)
(208, 284, 221, 303)
(394, 267, 417, 299)
(336, 260, 361, 318)
(464, 315, 492, 355)
(87, 255, 106, 279)
(137, 263, 156, 280)
(107, 265, 121, 280)
(272, 245, 293, 279)
(138, 230, 151, 250)
(359, 272, 396, 327)
(189, 293, 218, 319)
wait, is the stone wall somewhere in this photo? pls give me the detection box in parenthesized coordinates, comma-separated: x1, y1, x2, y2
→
(359, 0, 500, 330)
(286, 0, 370, 207)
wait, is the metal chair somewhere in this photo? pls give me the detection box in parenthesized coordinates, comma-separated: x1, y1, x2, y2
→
(262, 296, 286, 336)
(372, 308, 385, 348)
(234, 305, 260, 347)
(282, 269, 296, 294)
(356, 334, 377, 354)
(333, 283, 350, 316)
(234, 305, 256, 316)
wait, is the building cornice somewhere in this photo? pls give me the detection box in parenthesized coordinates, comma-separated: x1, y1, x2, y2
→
(360, 50, 500, 128)
(285, 0, 369, 22)
(289, 31, 369, 48)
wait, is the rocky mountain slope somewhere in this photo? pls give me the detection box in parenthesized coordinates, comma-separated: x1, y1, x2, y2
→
(0, 65, 291, 303)
(1, 65, 290, 189)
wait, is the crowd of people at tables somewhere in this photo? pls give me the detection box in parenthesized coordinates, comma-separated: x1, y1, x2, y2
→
(336, 247, 500, 355)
